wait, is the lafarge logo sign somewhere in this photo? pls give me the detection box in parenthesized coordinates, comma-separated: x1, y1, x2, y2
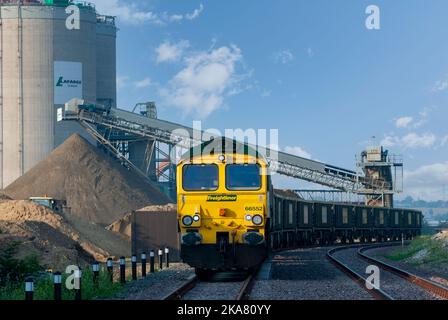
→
(56, 76, 82, 88)
(54, 61, 83, 105)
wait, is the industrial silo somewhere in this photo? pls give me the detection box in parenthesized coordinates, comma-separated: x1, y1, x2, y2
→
(96, 15, 117, 108)
(0, 0, 117, 188)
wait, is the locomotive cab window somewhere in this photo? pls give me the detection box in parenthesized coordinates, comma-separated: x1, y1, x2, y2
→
(182, 164, 219, 191)
(226, 164, 261, 190)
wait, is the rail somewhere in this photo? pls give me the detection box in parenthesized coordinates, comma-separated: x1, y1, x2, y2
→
(358, 246, 448, 300)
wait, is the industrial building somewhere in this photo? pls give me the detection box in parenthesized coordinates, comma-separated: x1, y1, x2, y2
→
(0, 0, 117, 188)
(0, 1, 403, 206)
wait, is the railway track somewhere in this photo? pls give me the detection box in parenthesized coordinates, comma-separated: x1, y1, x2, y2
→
(163, 269, 258, 301)
(358, 245, 448, 300)
(327, 243, 448, 300)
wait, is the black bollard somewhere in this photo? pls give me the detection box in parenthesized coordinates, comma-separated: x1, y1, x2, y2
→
(165, 248, 170, 268)
(107, 258, 114, 282)
(131, 255, 137, 281)
(150, 250, 155, 273)
(25, 278, 34, 301)
(53, 272, 62, 301)
(141, 252, 147, 278)
(74, 268, 82, 300)
(119, 257, 126, 284)
(158, 249, 163, 270)
(92, 261, 100, 287)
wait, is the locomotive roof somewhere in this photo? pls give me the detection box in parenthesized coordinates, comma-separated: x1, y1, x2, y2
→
(180, 138, 266, 162)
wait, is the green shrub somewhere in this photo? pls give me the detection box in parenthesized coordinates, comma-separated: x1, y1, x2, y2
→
(0, 241, 43, 286)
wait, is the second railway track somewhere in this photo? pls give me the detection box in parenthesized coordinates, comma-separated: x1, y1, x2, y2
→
(328, 243, 448, 300)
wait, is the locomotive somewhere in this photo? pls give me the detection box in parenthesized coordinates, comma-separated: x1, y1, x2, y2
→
(176, 139, 422, 278)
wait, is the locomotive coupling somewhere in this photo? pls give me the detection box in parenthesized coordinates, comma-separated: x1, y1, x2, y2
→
(243, 232, 265, 246)
(181, 232, 202, 246)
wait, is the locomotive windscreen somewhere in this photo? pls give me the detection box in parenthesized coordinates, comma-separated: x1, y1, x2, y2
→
(226, 164, 262, 190)
(182, 164, 219, 191)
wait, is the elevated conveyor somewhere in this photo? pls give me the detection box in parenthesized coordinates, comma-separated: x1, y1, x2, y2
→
(59, 106, 393, 196)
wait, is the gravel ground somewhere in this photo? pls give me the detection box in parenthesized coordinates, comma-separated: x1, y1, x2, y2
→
(367, 246, 448, 288)
(332, 247, 439, 300)
(250, 247, 373, 300)
(182, 271, 249, 300)
(114, 263, 194, 300)
(183, 282, 243, 300)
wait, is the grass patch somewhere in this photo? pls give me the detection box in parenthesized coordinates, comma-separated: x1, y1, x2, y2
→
(386, 236, 448, 265)
(0, 268, 125, 300)
(0, 242, 126, 300)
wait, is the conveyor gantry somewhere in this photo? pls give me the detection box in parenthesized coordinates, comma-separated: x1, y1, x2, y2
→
(59, 107, 394, 195)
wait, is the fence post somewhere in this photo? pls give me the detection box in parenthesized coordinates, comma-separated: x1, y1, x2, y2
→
(25, 278, 34, 301)
(141, 252, 147, 278)
(120, 257, 126, 284)
(165, 248, 170, 268)
(54, 272, 62, 301)
(92, 261, 100, 287)
(158, 249, 163, 270)
(150, 250, 155, 273)
(131, 255, 137, 281)
(74, 268, 82, 300)
(107, 258, 113, 282)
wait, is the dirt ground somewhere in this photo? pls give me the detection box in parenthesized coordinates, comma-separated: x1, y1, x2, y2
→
(0, 199, 131, 270)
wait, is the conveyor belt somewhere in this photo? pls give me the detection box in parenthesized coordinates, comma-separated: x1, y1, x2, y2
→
(60, 107, 392, 193)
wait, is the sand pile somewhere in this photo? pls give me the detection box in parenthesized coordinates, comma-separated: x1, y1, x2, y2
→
(107, 204, 177, 239)
(5, 134, 170, 226)
(0, 200, 130, 265)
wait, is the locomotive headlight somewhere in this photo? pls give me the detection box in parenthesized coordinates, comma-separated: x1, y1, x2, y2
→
(245, 214, 252, 221)
(193, 215, 201, 222)
(252, 215, 263, 226)
(182, 215, 194, 226)
(218, 155, 226, 162)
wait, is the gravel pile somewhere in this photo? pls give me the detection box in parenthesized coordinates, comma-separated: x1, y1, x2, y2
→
(332, 247, 439, 300)
(115, 263, 194, 300)
(5, 134, 170, 226)
(251, 247, 373, 300)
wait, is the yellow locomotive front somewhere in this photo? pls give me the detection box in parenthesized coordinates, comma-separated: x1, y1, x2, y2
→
(177, 142, 269, 274)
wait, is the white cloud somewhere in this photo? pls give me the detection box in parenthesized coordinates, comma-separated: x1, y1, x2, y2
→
(117, 75, 129, 89)
(395, 116, 413, 128)
(404, 162, 448, 201)
(381, 135, 398, 148)
(186, 3, 204, 20)
(401, 132, 436, 148)
(134, 78, 152, 88)
(160, 44, 244, 118)
(274, 50, 294, 64)
(155, 40, 190, 63)
(381, 132, 437, 149)
(168, 14, 183, 22)
(432, 77, 448, 92)
(284, 146, 312, 159)
(91, 1, 204, 25)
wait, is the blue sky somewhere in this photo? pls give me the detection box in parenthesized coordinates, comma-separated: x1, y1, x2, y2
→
(90, 0, 448, 200)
